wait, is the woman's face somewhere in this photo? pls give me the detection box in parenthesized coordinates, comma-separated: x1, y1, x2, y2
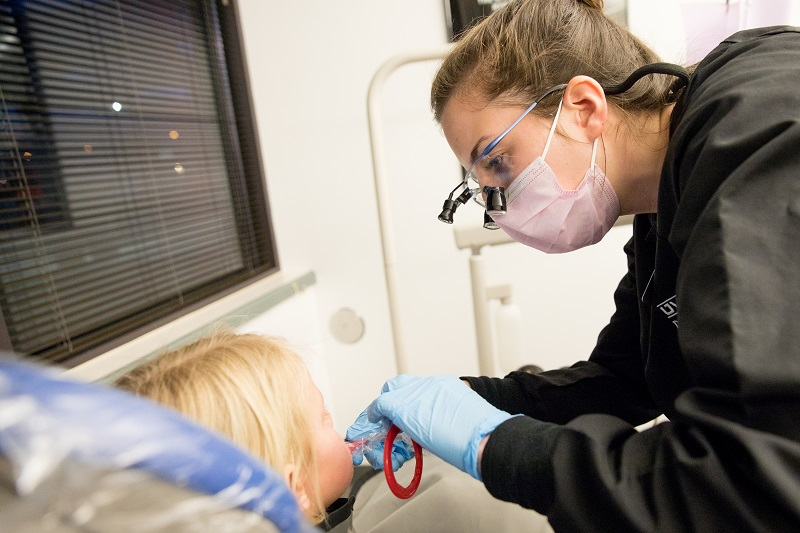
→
(306, 378, 354, 507)
(440, 93, 595, 192)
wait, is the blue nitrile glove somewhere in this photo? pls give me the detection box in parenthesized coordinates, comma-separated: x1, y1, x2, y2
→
(346, 409, 414, 472)
(367, 374, 517, 480)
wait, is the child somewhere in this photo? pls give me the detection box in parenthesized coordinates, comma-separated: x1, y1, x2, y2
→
(115, 331, 353, 527)
(117, 331, 552, 532)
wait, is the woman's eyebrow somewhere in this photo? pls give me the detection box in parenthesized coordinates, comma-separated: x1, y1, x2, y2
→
(471, 135, 492, 163)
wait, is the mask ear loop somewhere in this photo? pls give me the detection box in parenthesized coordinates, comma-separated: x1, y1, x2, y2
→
(541, 99, 563, 161)
(543, 98, 601, 174)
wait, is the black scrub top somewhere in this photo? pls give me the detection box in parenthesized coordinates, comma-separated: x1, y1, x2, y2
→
(464, 26, 800, 532)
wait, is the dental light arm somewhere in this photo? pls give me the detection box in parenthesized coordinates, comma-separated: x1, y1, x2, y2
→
(368, 45, 453, 374)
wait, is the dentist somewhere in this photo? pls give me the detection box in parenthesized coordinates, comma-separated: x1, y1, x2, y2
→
(349, 0, 800, 531)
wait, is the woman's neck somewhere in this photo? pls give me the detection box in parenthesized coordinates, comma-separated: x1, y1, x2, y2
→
(605, 105, 673, 215)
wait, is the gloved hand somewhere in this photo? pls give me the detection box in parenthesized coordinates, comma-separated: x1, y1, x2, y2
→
(345, 409, 414, 472)
(367, 375, 517, 480)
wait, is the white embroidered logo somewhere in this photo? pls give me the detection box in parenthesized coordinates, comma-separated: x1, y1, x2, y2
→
(657, 295, 678, 328)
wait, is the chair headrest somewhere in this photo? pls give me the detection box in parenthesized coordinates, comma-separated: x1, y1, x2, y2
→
(0, 358, 318, 533)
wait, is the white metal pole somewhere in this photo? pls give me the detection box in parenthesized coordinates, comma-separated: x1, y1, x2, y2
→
(469, 251, 499, 376)
(367, 46, 452, 375)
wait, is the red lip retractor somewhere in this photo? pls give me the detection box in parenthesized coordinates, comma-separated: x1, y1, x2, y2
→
(383, 424, 423, 499)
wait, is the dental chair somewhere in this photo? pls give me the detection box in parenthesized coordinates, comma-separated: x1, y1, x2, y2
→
(0, 356, 319, 533)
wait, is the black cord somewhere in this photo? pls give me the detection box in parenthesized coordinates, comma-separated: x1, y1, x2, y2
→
(602, 62, 690, 96)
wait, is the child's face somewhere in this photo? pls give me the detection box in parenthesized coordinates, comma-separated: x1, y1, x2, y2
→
(307, 378, 354, 507)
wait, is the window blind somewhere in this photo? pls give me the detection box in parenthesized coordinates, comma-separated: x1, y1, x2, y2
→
(0, 0, 276, 363)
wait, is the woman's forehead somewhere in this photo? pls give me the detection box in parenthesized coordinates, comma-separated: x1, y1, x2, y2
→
(442, 97, 543, 162)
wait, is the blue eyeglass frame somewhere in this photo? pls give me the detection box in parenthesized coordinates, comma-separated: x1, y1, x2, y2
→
(468, 83, 567, 173)
(467, 60, 693, 167)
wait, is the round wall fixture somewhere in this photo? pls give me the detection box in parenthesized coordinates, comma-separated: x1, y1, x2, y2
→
(329, 308, 365, 344)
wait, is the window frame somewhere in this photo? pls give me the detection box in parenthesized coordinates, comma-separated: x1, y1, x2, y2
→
(0, 0, 279, 367)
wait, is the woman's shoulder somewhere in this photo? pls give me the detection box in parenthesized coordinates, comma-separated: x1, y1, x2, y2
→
(661, 26, 800, 255)
(669, 24, 800, 169)
(684, 25, 800, 109)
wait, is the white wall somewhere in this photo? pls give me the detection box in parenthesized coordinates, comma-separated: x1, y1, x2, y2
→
(629, 0, 800, 64)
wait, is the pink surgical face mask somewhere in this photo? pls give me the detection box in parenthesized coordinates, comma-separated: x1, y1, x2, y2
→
(492, 100, 620, 253)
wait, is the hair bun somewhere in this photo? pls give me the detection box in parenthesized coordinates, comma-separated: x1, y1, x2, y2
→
(578, 0, 604, 9)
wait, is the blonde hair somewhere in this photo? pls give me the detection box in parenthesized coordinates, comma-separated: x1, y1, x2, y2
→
(432, 0, 676, 127)
(115, 331, 327, 524)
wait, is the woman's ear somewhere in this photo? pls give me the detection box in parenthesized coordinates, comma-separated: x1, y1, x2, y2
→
(562, 75, 607, 142)
(284, 464, 312, 515)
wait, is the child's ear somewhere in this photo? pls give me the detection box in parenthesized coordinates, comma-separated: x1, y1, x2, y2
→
(284, 464, 311, 514)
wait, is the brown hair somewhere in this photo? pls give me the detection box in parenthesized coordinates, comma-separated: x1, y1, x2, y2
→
(432, 0, 675, 125)
(115, 330, 327, 524)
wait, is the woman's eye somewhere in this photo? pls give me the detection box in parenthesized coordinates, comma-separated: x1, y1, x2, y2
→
(482, 154, 511, 178)
(470, 151, 516, 187)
